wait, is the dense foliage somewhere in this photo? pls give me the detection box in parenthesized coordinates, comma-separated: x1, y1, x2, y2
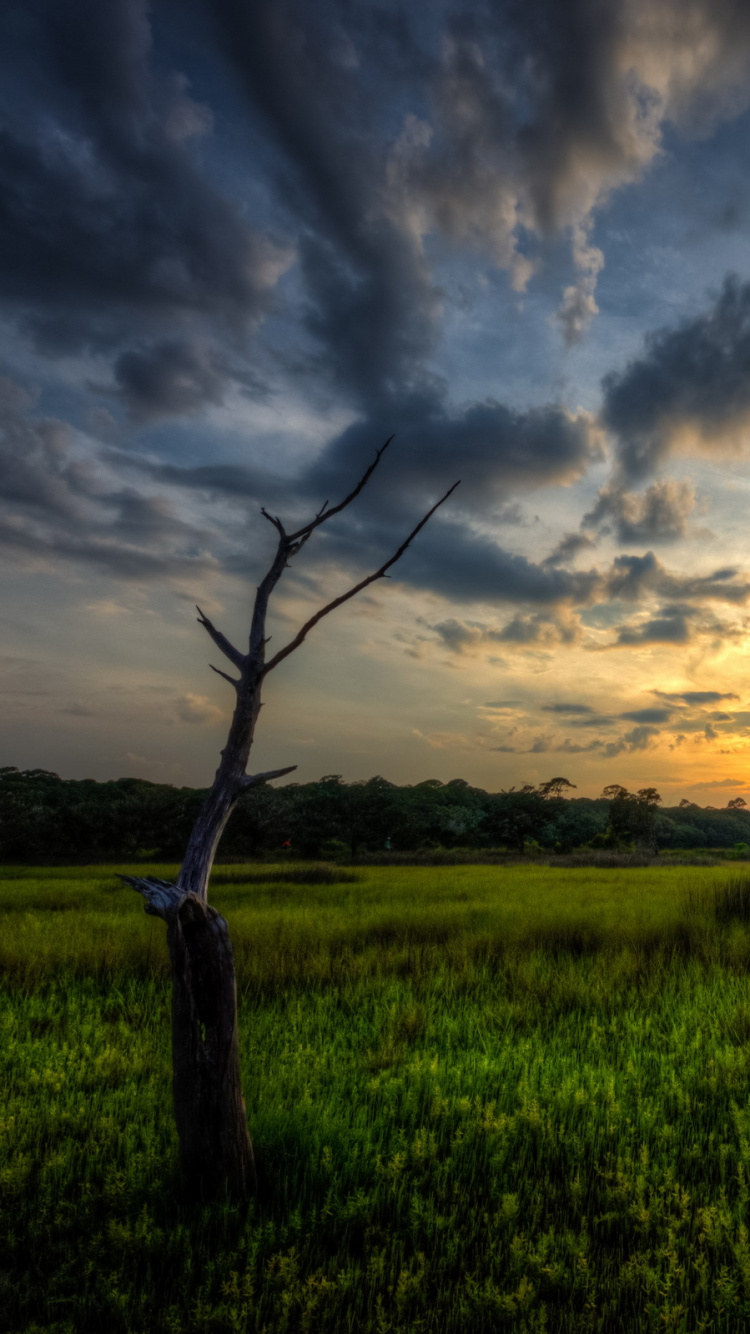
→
(2, 765, 750, 861)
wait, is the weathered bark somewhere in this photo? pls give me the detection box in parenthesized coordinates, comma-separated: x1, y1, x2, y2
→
(120, 877, 254, 1200)
(120, 440, 459, 1202)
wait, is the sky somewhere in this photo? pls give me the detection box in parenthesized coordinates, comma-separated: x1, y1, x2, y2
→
(6, 0, 750, 803)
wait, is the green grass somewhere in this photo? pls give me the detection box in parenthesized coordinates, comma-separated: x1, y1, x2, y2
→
(5, 863, 750, 1331)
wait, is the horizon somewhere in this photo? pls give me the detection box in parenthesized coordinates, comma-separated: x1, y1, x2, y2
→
(4, 1, 750, 806)
(3, 761, 747, 812)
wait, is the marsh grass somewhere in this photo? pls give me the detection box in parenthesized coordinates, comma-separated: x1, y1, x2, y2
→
(4, 862, 750, 1330)
(714, 873, 750, 926)
(210, 864, 360, 887)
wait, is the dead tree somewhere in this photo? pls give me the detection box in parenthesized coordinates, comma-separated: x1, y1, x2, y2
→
(121, 439, 458, 1201)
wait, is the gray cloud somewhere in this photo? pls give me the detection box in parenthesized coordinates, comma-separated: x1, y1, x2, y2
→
(0, 371, 219, 579)
(318, 510, 602, 609)
(602, 276, 750, 480)
(610, 724, 661, 754)
(583, 479, 696, 544)
(604, 552, 750, 605)
(619, 707, 673, 723)
(495, 612, 579, 646)
(5, 0, 750, 627)
(543, 532, 598, 566)
(541, 702, 594, 715)
(196, 0, 750, 440)
(426, 608, 580, 651)
(309, 394, 601, 518)
(654, 690, 739, 705)
(613, 601, 740, 647)
(399, 0, 750, 336)
(616, 612, 692, 645)
(112, 341, 231, 421)
(0, 0, 289, 355)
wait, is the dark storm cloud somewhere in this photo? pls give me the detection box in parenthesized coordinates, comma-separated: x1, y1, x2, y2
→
(0, 375, 85, 523)
(4, 0, 750, 402)
(113, 341, 230, 421)
(602, 276, 750, 480)
(0, 0, 288, 354)
(119, 386, 601, 533)
(200, 0, 750, 420)
(343, 515, 601, 607)
(202, 0, 440, 407)
(308, 395, 601, 517)
(0, 371, 220, 579)
(106, 452, 276, 501)
(7, 0, 750, 619)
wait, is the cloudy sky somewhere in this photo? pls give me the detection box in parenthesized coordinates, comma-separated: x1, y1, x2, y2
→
(6, 0, 750, 801)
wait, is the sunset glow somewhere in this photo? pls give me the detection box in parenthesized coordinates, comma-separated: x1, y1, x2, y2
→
(4, 0, 750, 803)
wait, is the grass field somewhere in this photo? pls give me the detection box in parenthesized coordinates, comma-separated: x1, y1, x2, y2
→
(5, 862, 750, 1332)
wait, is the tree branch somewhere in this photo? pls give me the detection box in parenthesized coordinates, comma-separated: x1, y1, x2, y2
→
(209, 663, 241, 689)
(240, 765, 297, 789)
(196, 606, 246, 671)
(286, 436, 395, 544)
(246, 439, 396, 658)
(260, 509, 287, 539)
(263, 480, 460, 676)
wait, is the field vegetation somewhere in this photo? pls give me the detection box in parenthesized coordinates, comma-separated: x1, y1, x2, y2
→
(5, 862, 750, 1330)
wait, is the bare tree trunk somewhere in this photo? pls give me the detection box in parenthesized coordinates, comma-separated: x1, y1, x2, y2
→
(168, 892, 254, 1199)
(120, 877, 255, 1199)
(120, 440, 458, 1202)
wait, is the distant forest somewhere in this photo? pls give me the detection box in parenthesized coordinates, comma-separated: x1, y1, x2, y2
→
(2, 765, 749, 862)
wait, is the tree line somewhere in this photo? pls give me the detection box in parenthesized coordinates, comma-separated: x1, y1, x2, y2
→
(2, 765, 749, 862)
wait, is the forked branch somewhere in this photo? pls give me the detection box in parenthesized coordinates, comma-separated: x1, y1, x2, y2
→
(262, 479, 460, 676)
(286, 436, 395, 545)
(196, 606, 245, 671)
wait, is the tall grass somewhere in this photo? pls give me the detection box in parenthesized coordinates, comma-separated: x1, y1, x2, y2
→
(4, 862, 750, 1330)
(714, 873, 750, 926)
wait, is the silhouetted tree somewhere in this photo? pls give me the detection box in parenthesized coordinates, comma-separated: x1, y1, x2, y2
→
(119, 440, 458, 1201)
(538, 776, 576, 800)
(603, 784, 661, 850)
